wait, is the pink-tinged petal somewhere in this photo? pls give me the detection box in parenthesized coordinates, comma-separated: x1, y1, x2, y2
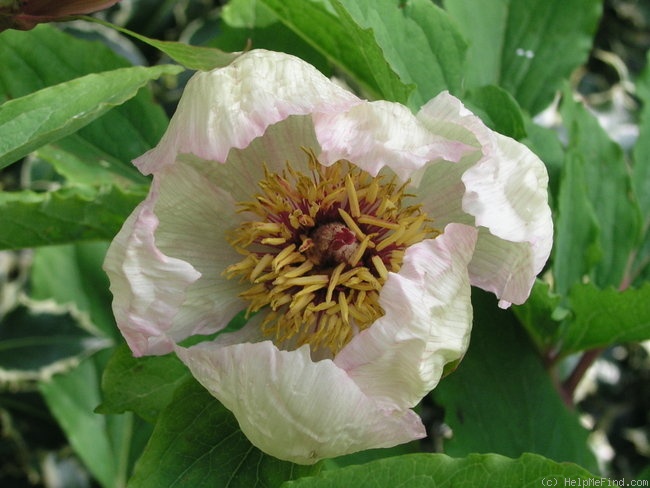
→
(468, 228, 541, 309)
(315, 100, 473, 182)
(103, 194, 200, 356)
(104, 159, 246, 356)
(417, 91, 553, 306)
(175, 341, 425, 465)
(134, 50, 360, 175)
(334, 223, 478, 410)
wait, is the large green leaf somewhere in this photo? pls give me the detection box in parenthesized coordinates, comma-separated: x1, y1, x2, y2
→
(433, 290, 597, 472)
(463, 84, 526, 139)
(443, 0, 602, 115)
(0, 62, 182, 169)
(0, 184, 146, 250)
(552, 149, 602, 297)
(97, 345, 190, 423)
(128, 378, 321, 488)
(260, 0, 412, 104)
(207, 0, 331, 76)
(631, 50, 650, 284)
(334, 0, 467, 108)
(39, 352, 152, 488)
(560, 282, 650, 356)
(559, 90, 643, 290)
(281, 452, 604, 488)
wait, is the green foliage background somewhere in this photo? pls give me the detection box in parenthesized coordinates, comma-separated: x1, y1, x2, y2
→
(1, 0, 649, 486)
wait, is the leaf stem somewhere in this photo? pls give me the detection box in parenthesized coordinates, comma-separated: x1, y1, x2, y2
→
(561, 348, 604, 405)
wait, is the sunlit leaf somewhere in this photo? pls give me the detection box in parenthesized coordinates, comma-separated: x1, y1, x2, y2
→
(260, 0, 412, 104)
(0, 63, 182, 169)
(0, 184, 147, 250)
(560, 282, 650, 356)
(281, 452, 604, 488)
(443, 0, 602, 115)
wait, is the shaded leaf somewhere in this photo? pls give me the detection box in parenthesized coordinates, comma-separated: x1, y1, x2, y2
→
(0, 300, 109, 381)
(85, 16, 241, 71)
(97, 345, 190, 423)
(39, 352, 152, 488)
(512, 279, 563, 353)
(30, 242, 117, 339)
(433, 290, 597, 472)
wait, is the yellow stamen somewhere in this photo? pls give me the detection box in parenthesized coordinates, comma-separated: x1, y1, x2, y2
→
(225, 154, 437, 356)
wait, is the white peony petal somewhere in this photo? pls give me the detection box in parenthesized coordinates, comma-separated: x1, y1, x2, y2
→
(134, 50, 360, 175)
(104, 159, 247, 356)
(417, 91, 553, 306)
(186, 115, 322, 204)
(334, 223, 477, 410)
(315, 100, 472, 182)
(103, 193, 201, 356)
(176, 341, 425, 465)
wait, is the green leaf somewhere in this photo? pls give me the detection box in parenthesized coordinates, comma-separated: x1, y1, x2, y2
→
(631, 50, 650, 284)
(208, 0, 331, 76)
(335, 0, 467, 108)
(281, 452, 604, 488)
(83, 16, 240, 71)
(443, 0, 602, 115)
(0, 184, 147, 250)
(552, 150, 602, 297)
(512, 279, 564, 353)
(39, 352, 152, 488)
(0, 300, 109, 381)
(433, 290, 597, 472)
(559, 90, 643, 290)
(559, 282, 650, 356)
(97, 345, 190, 423)
(522, 118, 565, 201)
(128, 377, 321, 488)
(0, 63, 182, 169)
(0, 25, 168, 183)
(464, 85, 526, 139)
(634, 49, 650, 221)
(30, 242, 117, 339)
(260, 0, 413, 104)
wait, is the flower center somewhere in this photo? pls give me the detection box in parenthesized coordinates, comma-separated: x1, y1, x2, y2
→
(225, 150, 439, 356)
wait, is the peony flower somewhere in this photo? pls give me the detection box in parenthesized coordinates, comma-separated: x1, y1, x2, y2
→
(0, 0, 120, 32)
(104, 50, 553, 464)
